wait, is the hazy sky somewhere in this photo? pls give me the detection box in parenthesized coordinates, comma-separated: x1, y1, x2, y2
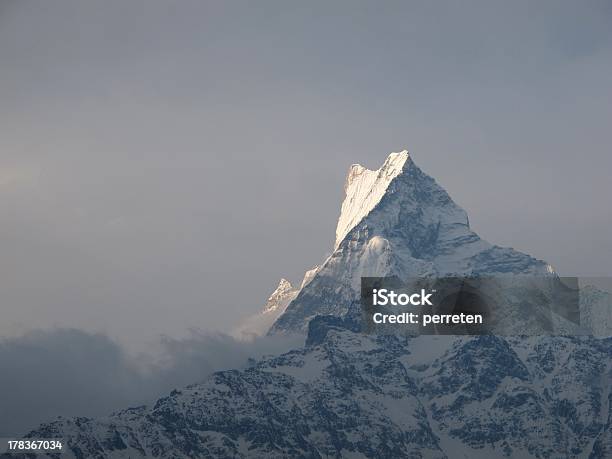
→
(1, 0, 611, 347)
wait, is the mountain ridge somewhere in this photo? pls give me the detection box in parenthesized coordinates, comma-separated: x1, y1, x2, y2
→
(13, 322, 612, 458)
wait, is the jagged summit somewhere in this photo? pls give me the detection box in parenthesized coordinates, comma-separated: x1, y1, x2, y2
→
(270, 151, 554, 334)
(336, 150, 411, 248)
(231, 278, 299, 340)
(263, 278, 294, 313)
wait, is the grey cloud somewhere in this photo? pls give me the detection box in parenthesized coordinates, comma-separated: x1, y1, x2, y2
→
(0, 328, 302, 436)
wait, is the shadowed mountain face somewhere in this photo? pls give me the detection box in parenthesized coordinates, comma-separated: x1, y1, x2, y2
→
(11, 152, 612, 458)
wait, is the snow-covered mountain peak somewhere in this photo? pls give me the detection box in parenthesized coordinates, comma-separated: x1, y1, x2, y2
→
(271, 150, 556, 334)
(231, 278, 299, 340)
(336, 150, 411, 248)
(263, 278, 295, 313)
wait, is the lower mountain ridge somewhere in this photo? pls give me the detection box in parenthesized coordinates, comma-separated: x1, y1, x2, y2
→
(12, 318, 612, 458)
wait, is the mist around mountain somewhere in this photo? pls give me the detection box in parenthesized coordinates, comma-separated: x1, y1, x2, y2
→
(11, 152, 612, 458)
(0, 328, 303, 438)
